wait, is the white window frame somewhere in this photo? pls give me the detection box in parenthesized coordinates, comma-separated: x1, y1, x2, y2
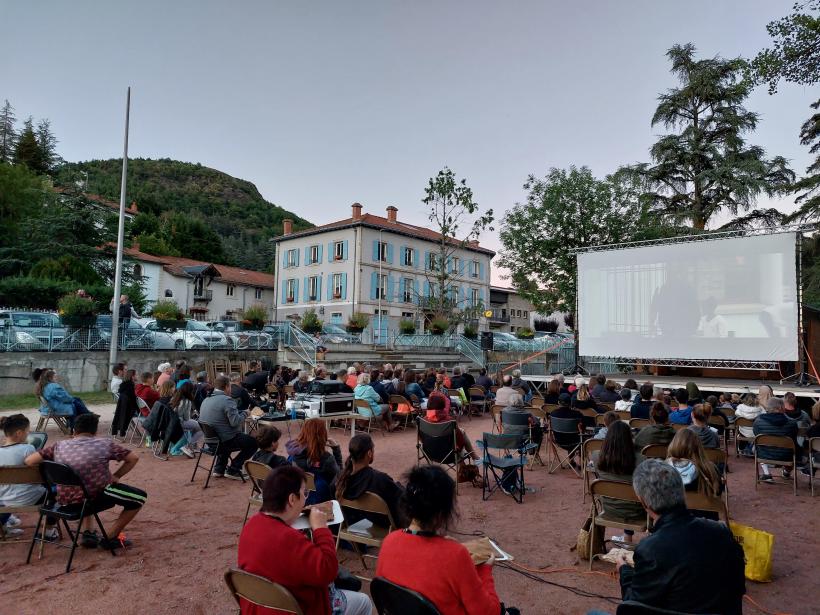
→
(470, 288, 480, 307)
(403, 247, 413, 267)
(471, 260, 480, 278)
(309, 276, 320, 301)
(403, 278, 413, 303)
(309, 244, 319, 264)
(523, 310, 528, 318)
(428, 253, 439, 271)
(287, 249, 298, 267)
(377, 241, 388, 262)
(332, 273, 343, 299)
(226, 284, 235, 297)
(286, 279, 296, 303)
(401, 311, 414, 319)
(452, 257, 460, 274)
(375, 273, 388, 299)
(452, 286, 460, 303)
(334, 241, 344, 260)
(255, 287, 263, 300)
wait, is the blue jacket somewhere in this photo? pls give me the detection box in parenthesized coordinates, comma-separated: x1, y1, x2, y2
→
(42, 382, 76, 416)
(669, 406, 693, 425)
(354, 384, 383, 416)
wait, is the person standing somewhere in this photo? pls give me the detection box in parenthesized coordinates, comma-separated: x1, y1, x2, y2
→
(198, 375, 257, 480)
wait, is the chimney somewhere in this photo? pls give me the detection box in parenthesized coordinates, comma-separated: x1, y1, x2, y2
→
(351, 202, 363, 220)
(283, 219, 293, 235)
(386, 205, 398, 223)
(468, 240, 479, 247)
(130, 201, 138, 212)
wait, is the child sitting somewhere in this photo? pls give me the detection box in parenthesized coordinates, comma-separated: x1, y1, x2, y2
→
(614, 388, 633, 412)
(251, 425, 289, 469)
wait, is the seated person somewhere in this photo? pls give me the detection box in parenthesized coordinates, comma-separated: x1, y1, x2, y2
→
(593, 410, 619, 441)
(199, 376, 257, 481)
(571, 383, 599, 412)
(494, 375, 517, 407)
(634, 403, 676, 451)
(510, 369, 533, 402)
(242, 368, 269, 397)
(622, 379, 639, 400)
(0, 414, 55, 539)
(354, 373, 395, 431)
(668, 388, 694, 425)
(735, 392, 764, 454)
(292, 370, 311, 394)
(550, 393, 584, 468)
(596, 380, 621, 403)
(334, 434, 405, 527)
(35, 369, 91, 429)
(449, 366, 469, 398)
(238, 465, 373, 615)
(25, 413, 146, 550)
(134, 372, 160, 415)
(665, 429, 721, 497)
(542, 378, 562, 405)
(593, 421, 645, 544)
(688, 403, 720, 449)
(229, 373, 254, 412)
(802, 401, 820, 477)
(397, 369, 426, 403)
(591, 374, 607, 398)
(753, 397, 799, 483)
(617, 460, 745, 614)
(424, 396, 479, 460)
(501, 393, 544, 451)
(111, 369, 139, 438)
(375, 466, 503, 615)
(704, 395, 729, 432)
(285, 419, 343, 503)
(193, 371, 213, 411)
(614, 388, 633, 412)
(369, 370, 390, 404)
(169, 382, 204, 457)
(335, 369, 354, 393)
(629, 384, 654, 419)
(476, 368, 494, 394)
(344, 366, 359, 390)
(251, 425, 289, 469)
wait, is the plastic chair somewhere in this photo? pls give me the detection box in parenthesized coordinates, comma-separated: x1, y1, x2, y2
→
(371, 577, 441, 615)
(336, 491, 396, 576)
(224, 568, 303, 615)
(26, 461, 117, 573)
(477, 432, 535, 503)
(588, 479, 648, 570)
(754, 434, 798, 495)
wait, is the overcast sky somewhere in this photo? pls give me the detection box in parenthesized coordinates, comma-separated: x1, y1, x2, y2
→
(2, 1, 815, 284)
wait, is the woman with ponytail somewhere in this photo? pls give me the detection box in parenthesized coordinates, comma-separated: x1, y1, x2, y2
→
(334, 434, 404, 527)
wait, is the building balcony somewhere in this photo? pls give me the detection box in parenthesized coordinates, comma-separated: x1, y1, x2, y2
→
(487, 309, 509, 323)
(193, 289, 213, 302)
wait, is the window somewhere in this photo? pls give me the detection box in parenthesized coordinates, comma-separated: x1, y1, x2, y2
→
(403, 278, 413, 303)
(471, 260, 480, 278)
(523, 310, 528, 318)
(377, 241, 388, 262)
(375, 274, 388, 299)
(133, 264, 143, 278)
(309, 245, 319, 264)
(428, 253, 439, 271)
(470, 288, 480, 307)
(287, 249, 298, 267)
(255, 287, 263, 300)
(164, 289, 173, 298)
(403, 247, 414, 267)
(331, 312, 343, 324)
(332, 273, 343, 298)
(452, 257, 460, 274)
(226, 284, 235, 297)
(401, 311, 414, 319)
(516, 309, 522, 318)
(452, 286, 460, 303)
(286, 279, 296, 303)
(309, 276, 320, 301)
(334, 241, 344, 260)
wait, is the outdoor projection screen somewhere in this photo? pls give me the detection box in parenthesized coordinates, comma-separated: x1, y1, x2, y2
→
(577, 233, 799, 362)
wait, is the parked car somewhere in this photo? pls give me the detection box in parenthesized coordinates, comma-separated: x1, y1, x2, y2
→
(320, 323, 359, 344)
(94, 315, 158, 350)
(145, 319, 229, 350)
(0, 311, 64, 351)
(492, 331, 527, 351)
(206, 320, 273, 349)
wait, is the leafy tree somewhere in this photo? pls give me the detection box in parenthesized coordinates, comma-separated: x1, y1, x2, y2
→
(30, 255, 103, 285)
(419, 167, 494, 325)
(629, 44, 794, 230)
(128, 212, 161, 238)
(35, 118, 61, 173)
(0, 162, 48, 248)
(13, 117, 47, 174)
(752, 1, 820, 93)
(788, 100, 820, 222)
(499, 167, 642, 315)
(0, 99, 17, 164)
(161, 211, 226, 262)
(134, 232, 181, 257)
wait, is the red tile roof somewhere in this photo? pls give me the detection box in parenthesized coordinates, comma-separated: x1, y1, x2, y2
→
(274, 213, 496, 256)
(122, 247, 276, 289)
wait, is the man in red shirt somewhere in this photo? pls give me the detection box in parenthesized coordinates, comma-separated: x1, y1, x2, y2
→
(26, 413, 147, 550)
(134, 372, 160, 416)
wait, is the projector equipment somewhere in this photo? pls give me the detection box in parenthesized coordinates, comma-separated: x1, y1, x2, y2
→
(480, 331, 494, 351)
(309, 379, 345, 395)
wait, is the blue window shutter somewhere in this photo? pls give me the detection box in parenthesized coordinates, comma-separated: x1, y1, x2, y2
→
(424, 251, 430, 271)
(302, 277, 308, 302)
(372, 240, 379, 262)
(327, 274, 333, 301)
(343, 240, 349, 260)
(317, 244, 323, 264)
(399, 245, 405, 266)
(293, 278, 299, 303)
(387, 275, 395, 302)
(413, 248, 419, 269)
(304, 246, 310, 265)
(424, 280, 431, 297)
(328, 242, 334, 262)
(294, 249, 300, 267)
(479, 289, 485, 306)
(479, 261, 484, 280)
(316, 276, 322, 301)
(281, 280, 288, 303)
(458, 260, 465, 277)
(282, 249, 288, 269)
(399, 278, 405, 302)
(387, 243, 394, 265)
(372, 271, 379, 300)
(341, 273, 348, 300)
(460, 286, 466, 306)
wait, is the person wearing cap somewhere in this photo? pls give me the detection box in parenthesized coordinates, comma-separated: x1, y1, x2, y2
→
(156, 363, 173, 387)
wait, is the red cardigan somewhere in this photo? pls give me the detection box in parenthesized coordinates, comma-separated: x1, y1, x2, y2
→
(237, 513, 337, 615)
(375, 530, 500, 615)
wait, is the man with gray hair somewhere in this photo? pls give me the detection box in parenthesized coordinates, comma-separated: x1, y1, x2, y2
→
(753, 396, 799, 483)
(616, 459, 745, 614)
(510, 368, 533, 402)
(199, 375, 257, 480)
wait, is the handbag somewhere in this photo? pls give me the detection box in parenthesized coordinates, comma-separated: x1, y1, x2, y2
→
(577, 514, 605, 560)
(729, 521, 774, 582)
(457, 461, 482, 487)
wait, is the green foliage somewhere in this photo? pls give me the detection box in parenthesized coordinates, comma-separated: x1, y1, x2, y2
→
(13, 117, 47, 175)
(57, 293, 96, 319)
(30, 256, 102, 285)
(802, 232, 820, 309)
(151, 299, 184, 320)
(535, 318, 559, 333)
(428, 317, 450, 335)
(299, 309, 323, 333)
(499, 167, 642, 314)
(788, 99, 820, 222)
(462, 323, 477, 338)
(629, 44, 794, 230)
(346, 312, 370, 332)
(751, 1, 820, 93)
(515, 327, 534, 339)
(0, 276, 144, 314)
(55, 158, 313, 270)
(0, 162, 48, 244)
(134, 233, 181, 257)
(0, 99, 17, 164)
(399, 319, 417, 334)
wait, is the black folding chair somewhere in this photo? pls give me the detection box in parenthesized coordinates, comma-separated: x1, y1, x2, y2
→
(501, 409, 543, 467)
(416, 418, 470, 491)
(26, 461, 117, 573)
(548, 416, 586, 477)
(371, 577, 441, 615)
(477, 432, 535, 504)
(190, 421, 227, 489)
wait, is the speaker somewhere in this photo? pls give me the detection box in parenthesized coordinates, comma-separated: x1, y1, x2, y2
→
(480, 331, 494, 351)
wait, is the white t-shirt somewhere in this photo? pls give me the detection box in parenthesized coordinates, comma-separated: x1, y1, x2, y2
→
(698, 314, 728, 338)
(0, 443, 46, 506)
(110, 376, 123, 394)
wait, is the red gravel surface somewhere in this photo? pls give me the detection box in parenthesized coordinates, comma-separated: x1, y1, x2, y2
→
(1, 407, 818, 615)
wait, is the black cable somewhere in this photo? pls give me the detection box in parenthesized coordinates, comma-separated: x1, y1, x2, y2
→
(496, 562, 621, 605)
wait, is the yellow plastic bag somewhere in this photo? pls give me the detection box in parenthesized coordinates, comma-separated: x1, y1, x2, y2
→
(729, 521, 774, 582)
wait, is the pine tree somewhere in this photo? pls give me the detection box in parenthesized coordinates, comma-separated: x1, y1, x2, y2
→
(0, 99, 16, 164)
(13, 117, 47, 174)
(35, 118, 60, 173)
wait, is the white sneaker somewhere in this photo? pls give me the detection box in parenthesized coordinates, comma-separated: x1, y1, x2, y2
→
(2, 527, 24, 536)
(5, 515, 22, 528)
(180, 445, 195, 459)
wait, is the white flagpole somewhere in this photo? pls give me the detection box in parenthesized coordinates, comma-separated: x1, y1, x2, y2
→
(109, 86, 131, 372)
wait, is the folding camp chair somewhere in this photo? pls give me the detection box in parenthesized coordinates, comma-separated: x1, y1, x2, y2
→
(336, 491, 397, 577)
(588, 479, 647, 570)
(35, 396, 70, 435)
(416, 418, 471, 492)
(754, 434, 798, 495)
(26, 461, 117, 573)
(371, 577, 441, 615)
(548, 416, 586, 476)
(734, 418, 755, 457)
(501, 409, 543, 468)
(582, 438, 604, 503)
(224, 568, 303, 615)
(0, 466, 46, 543)
(354, 398, 386, 435)
(477, 432, 535, 503)
(640, 444, 668, 459)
